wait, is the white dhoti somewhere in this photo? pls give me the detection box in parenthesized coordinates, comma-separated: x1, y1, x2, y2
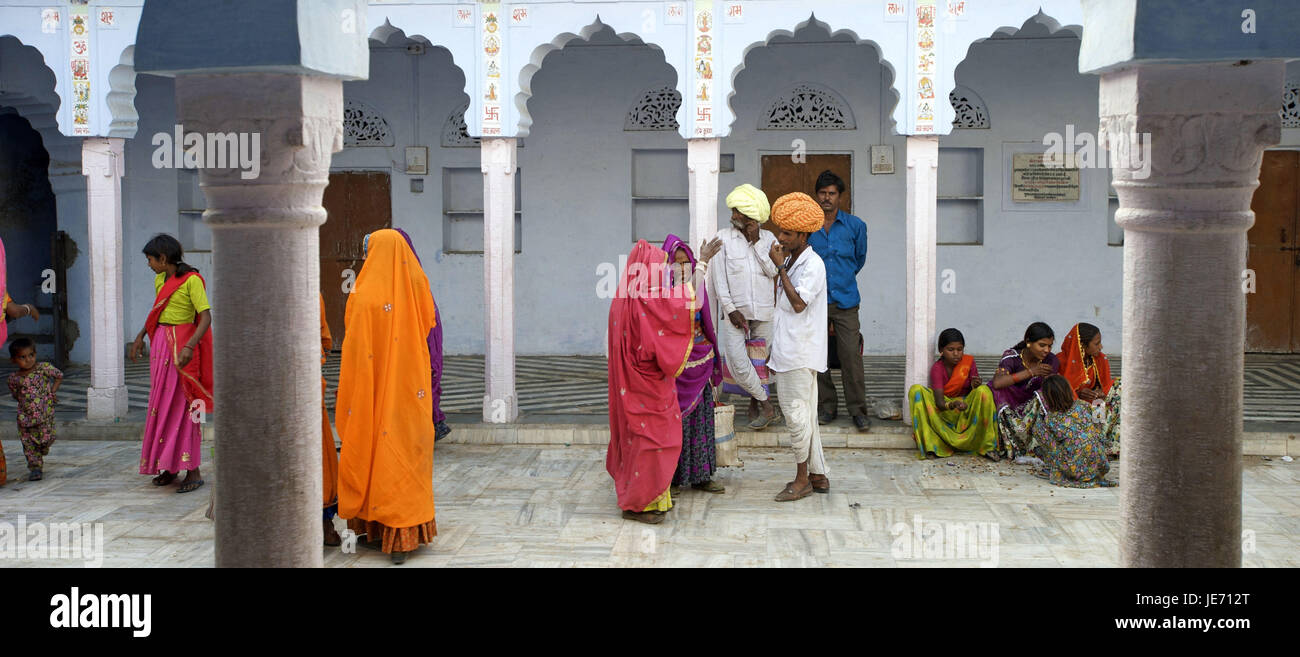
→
(772, 367, 828, 475)
(719, 317, 772, 401)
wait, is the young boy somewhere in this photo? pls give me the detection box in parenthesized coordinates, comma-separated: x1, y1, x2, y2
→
(8, 337, 62, 481)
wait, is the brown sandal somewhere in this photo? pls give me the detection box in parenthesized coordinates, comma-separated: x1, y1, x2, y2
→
(774, 481, 814, 502)
(622, 510, 666, 524)
(809, 474, 830, 494)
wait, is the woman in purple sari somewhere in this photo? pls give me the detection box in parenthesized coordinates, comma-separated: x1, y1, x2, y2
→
(372, 229, 450, 440)
(990, 322, 1059, 458)
(664, 234, 726, 494)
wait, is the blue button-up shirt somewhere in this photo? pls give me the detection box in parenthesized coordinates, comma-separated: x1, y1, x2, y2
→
(807, 210, 867, 309)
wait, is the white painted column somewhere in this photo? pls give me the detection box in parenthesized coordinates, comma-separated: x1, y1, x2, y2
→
(482, 138, 518, 423)
(1102, 62, 1283, 567)
(176, 73, 343, 567)
(687, 138, 721, 249)
(903, 136, 938, 425)
(81, 138, 130, 420)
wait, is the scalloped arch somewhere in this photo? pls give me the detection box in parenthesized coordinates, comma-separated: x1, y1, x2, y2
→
(514, 18, 683, 138)
(726, 16, 900, 136)
(0, 35, 67, 149)
(106, 44, 138, 138)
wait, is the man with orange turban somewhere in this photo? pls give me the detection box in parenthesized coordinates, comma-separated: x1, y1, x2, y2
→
(767, 192, 830, 502)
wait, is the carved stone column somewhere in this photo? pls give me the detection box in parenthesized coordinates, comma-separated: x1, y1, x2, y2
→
(903, 136, 938, 425)
(175, 73, 343, 567)
(1102, 61, 1283, 567)
(81, 138, 130, 420)
(687, 138, 721, 250)
(481, 138, 518, 423)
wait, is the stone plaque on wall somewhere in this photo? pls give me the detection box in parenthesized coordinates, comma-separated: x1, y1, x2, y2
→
(1011, 153, 1079, 202)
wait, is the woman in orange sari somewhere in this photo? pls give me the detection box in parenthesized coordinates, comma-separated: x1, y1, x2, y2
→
(1058, 322, 1121, 456)
(130, 235, 213, 494)
(606, 238, 718, 524)
(336, 229, 438, 564)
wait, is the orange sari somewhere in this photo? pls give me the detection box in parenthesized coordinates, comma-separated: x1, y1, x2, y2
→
(320, 295, 338, 515)
(336, 230, 439, 553)
(1058, 324, 1113, 398)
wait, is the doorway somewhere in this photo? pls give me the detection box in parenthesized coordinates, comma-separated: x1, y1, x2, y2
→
(321, 171, 392, 347)
(759, 153, 852, 233)
(1246, 150, 1300, 352)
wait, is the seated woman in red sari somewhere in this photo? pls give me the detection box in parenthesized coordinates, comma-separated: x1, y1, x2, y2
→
(990, 321, 1058, 458)
(907, 328, 998, 460)
(607, 237, 719, 524)
(1058, 322, 1121, 456)
(130, 235, 213, 494)
(662, 234, 725, 495)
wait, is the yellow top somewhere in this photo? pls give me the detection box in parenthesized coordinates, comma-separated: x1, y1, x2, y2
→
(154, 272, 211, 324)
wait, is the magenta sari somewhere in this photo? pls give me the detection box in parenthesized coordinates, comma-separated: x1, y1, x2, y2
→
(663, 235, 722, 414)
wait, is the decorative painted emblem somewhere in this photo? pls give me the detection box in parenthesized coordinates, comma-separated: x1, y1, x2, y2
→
(696, 34, 711, 55)
(484, 35, 500, 55)
(918, 29, 934, 50)
(695, 58, 712, 80)
(71, 14, 86, 35)
(917, 4, 936, 28)
(918, 77, 934, 100)
(486, 83, 497, 101)
(71, 59, 88, 80)
(696, 9, 712, 32)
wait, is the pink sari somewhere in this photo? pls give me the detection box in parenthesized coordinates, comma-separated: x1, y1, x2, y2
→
(606, 241, 696, 511)
(139, 324, 203, 474)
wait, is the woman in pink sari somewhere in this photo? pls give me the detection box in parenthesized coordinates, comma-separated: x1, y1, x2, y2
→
(606, 237, 720, 524)
(0, 235, 45, 487)
(663, 234, 725, 494)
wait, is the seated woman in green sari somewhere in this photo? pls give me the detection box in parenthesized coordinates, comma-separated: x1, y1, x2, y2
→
(1032, 375, 1116, 488)
(907, 328, 998, 460)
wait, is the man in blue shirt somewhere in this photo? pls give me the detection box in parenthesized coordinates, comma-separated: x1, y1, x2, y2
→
(806, 170, 870, 431)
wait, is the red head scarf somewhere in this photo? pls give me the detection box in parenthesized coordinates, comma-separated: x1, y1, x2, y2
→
(1058, 323, 1112, 398)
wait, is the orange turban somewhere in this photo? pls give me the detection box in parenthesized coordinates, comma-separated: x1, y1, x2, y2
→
(771, 192, 824, 233)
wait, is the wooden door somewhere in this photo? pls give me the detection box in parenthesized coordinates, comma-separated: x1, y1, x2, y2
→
(321, 171, 392, 347)
(1246, 151, 1300, 352)
(759, 153, 852, 234)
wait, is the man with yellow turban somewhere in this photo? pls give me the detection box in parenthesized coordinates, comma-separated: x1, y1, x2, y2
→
(767, 192, 830, 502)
(716, 184, 780, 429)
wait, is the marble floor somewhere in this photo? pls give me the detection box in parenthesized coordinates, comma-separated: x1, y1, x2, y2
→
(1, 440, 1295, 568)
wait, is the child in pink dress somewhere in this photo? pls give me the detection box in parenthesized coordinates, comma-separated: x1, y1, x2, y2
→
(8, 337, 62, 481)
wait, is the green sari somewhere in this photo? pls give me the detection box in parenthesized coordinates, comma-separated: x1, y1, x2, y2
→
(908, 384, 999, 458)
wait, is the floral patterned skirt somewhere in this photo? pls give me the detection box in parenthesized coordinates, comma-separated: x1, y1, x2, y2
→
(348, 518, 438, 554)
(996, 394, 1047, 458)
(673, 385, 716, 487)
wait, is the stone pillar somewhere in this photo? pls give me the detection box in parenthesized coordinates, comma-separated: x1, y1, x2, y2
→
(903, 136, 938, 425)
(687, 138, 721, 249)
(482, 138, 518, 423)
(1102, 62, 1283, 567)
(81, 138, 130, 420)
(175, 73, 343, 568)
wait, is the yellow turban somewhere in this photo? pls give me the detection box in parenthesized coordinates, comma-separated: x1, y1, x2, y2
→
(725, 184, 771, 224)
(771, 192, 823, 233)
